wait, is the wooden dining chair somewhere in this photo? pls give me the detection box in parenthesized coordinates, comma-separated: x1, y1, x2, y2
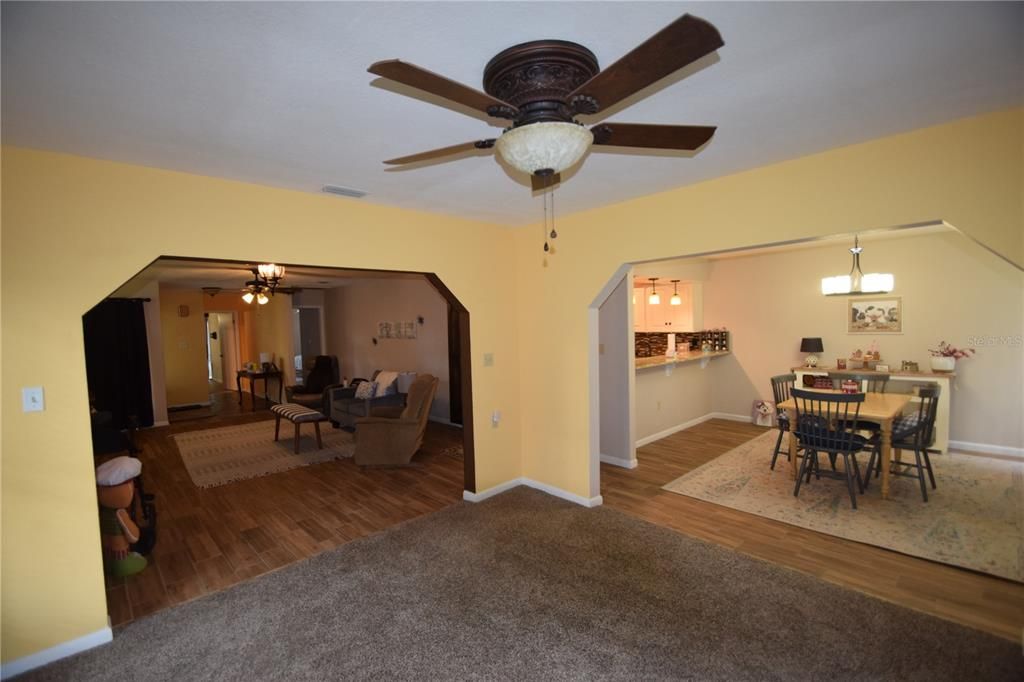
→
(864, 385, 940, 501)
(828, 371, 890, 435)
(769, 373, 797, 470)
(791, 388, 871, 509)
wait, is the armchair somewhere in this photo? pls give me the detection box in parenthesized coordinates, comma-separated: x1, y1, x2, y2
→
(354, 374, 438, 466)
(284, 355, 340, 415)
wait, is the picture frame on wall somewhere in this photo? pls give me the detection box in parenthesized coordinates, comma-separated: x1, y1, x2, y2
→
(848, 296, 901, 334)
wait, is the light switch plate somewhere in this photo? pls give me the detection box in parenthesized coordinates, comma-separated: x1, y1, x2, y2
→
(22, 386, 44, 412)
(483, 353, 494, 367)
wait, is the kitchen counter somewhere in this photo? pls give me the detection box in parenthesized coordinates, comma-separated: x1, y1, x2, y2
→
(636, 350, 730, 371)
(791, 365, 956, 378)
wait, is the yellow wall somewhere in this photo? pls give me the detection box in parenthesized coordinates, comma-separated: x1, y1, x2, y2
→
(158, 287, 209, 406)
(0, 147, 523, 662)
(249, 291, 296, 390)
(514, 108, 1022, 498)
(0, 107, 1020, 664)
(202, 294, 254, 366)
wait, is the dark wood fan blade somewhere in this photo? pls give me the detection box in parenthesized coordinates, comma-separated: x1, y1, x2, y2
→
(369, 60, 517, 118)
(383, 139, 495, 165)
(531, 173, 561, 191)
(591, 123, 715, 150)
(570, 14, 723, 114)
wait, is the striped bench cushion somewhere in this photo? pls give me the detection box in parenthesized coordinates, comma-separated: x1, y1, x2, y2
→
(271, 403, 326, 423)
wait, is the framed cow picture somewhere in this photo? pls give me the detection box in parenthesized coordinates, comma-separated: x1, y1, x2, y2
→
(848, 297, 901, 334)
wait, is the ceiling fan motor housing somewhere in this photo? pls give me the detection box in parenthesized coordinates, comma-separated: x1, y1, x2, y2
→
(483, 40, 600, 127)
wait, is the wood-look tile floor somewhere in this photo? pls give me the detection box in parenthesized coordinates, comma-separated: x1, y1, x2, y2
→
(105, 398, 464, 626)
(601, 419, 1024, 642)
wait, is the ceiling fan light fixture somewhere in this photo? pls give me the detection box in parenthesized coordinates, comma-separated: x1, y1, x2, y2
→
(494, 122, 593, 175)
(257, 263, 285, 280)
(256, 292, 269, 305)
(241, 290, 255, 304)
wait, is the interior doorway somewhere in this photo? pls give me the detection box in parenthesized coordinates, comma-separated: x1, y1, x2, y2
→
(205, 311, 240, 384)
(292, 306, 325, 383)
(93, 256, 477, 629)
(588, 220, 957, 496)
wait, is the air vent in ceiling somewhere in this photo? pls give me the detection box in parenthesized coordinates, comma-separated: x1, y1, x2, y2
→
(322, 184, 367, 199)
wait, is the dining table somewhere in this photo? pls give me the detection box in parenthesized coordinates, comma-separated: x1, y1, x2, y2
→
(776, 389, 911, 500)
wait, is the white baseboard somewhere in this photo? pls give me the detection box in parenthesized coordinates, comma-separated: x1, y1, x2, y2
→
(635, 414, 713, 447)
(150, 420, 170, 427)
(463, 478, 603, 508)
(520, 478, 603, 507)
(708, 412, 754, 423)
(1, 625, 112, 679)
(599, 453, 638, 469)
(949, 440, 1024, 459)
(462, 478, 523, 503)
(635, 411, 757, 448)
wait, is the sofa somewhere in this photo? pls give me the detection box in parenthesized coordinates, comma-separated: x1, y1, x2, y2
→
(329, 370, 417, 428)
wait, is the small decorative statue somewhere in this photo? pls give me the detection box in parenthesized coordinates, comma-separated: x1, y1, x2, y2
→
(96, 456, 148, 577)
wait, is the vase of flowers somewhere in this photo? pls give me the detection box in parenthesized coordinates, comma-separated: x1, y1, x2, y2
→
(929, 341, 974, 372)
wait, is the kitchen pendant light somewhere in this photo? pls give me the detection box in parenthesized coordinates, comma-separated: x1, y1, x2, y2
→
(670, 279, 682, 306)
(648, 278, 660, 305)
(821, 236, 894, 296)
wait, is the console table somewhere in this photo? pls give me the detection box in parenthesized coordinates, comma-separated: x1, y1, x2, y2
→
(236, 367, 283, 412)
(791, 366, 953, 453)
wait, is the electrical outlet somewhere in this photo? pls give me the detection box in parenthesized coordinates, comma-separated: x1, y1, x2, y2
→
(22, 387, 44, 412)
(483, 353, 494, 367)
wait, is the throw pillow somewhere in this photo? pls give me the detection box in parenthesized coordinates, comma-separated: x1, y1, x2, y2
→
(354, 380, 376, 400)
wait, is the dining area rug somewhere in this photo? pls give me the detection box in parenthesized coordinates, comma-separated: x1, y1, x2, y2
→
(662, 431, 1023, 582)
(173, 420, 355, 488)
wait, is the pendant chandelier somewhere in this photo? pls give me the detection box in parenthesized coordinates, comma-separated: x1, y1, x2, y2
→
(670, 280, 682, 306)
(241, 263, 286, 305)
(648, 278, 660, 305)
(821, 236, 894, 296)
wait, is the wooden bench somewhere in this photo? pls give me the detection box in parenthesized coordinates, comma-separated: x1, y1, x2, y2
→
(270, 404, 327, 454)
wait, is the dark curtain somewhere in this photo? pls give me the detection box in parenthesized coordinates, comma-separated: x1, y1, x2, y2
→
(83, 299, 154, 428)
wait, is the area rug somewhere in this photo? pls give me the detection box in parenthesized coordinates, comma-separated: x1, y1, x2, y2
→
(173, 420, 354, 488)
(662, 431, 1023, 582)
(22, 488, 1020, 681)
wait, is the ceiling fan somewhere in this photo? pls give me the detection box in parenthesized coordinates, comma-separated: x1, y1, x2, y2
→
(369, 13, 724, 191)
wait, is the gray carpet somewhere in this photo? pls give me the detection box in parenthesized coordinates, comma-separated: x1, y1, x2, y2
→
(24, 488, 1022, 681)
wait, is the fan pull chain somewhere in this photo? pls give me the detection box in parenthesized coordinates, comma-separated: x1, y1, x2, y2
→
(543, 190, 550, 252)
(550, 189, 558, 239)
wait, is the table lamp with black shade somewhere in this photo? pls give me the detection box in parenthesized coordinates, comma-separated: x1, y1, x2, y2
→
(800, 337, 824, 368)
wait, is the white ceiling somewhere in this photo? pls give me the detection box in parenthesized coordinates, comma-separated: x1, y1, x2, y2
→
(3, 2, 1022, 225)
